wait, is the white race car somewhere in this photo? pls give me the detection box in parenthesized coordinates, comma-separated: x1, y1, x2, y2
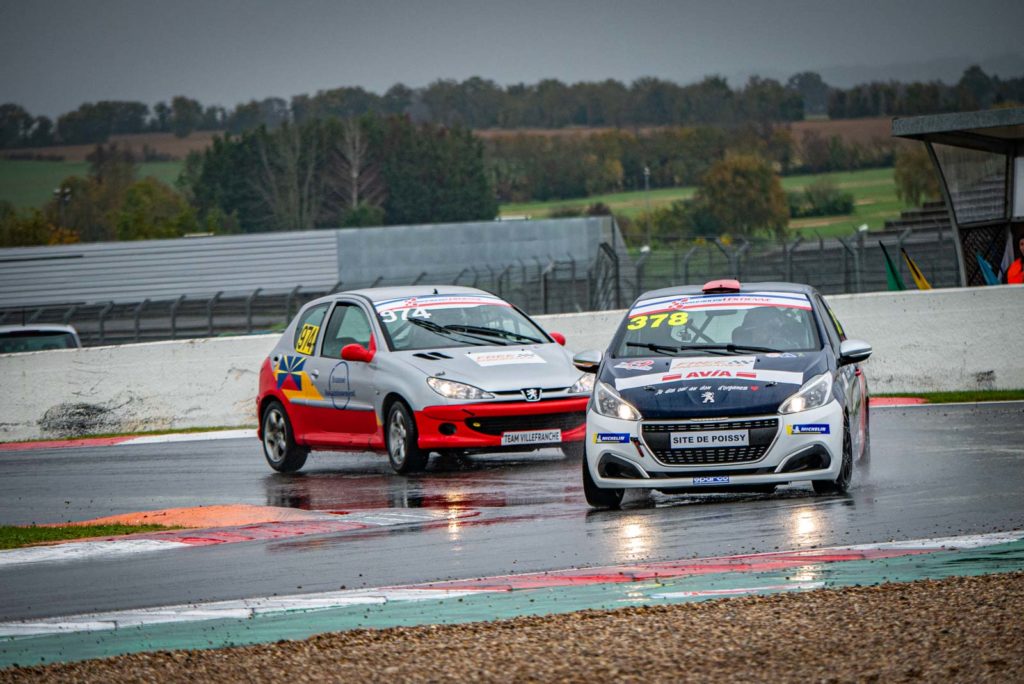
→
(575, 280, 871, 508)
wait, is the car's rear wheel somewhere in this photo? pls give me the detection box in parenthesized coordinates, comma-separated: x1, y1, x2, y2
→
(262, 400, 308, 473)
(386, 402, 429, 474)
(813, 413, 853, 495)
(582, 455, 623, 508)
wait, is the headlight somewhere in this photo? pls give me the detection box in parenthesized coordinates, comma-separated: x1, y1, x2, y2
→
(426, 377, 494, 400)
(779, 372, 833, 414)
(592, 381, 642, 421)
(568, 373, 596, 394)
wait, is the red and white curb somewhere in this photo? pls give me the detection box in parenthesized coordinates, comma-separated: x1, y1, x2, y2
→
(2, 530, 1019, 639)
(0, 508, 479, 569)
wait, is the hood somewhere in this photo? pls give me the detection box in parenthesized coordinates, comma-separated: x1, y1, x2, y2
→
(395, 343, 581, 392)
(600, 351, 830, 419)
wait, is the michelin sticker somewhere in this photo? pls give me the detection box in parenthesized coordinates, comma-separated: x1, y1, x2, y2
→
(787, 424, 831, 435)
(466, 349, 546, 367)
(594, 433, 631, 443)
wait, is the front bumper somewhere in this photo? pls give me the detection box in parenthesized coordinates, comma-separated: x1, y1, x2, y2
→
(585, 400, 843, 489)
(416, 397, 589, 449)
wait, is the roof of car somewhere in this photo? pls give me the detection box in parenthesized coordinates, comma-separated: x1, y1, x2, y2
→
(634, 281, 819, 303)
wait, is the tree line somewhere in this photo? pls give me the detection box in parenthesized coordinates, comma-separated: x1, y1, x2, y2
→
(0, 114, 497, 246)
(3, 66, 1021, 150)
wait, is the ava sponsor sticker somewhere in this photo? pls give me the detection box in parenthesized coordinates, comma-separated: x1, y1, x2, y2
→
(787, 424, 830, 435)
(671, 429, 749, 449)
(594, 433, 630, 443)
(466, 350, 546, 367)
(501, 429, 561, 446)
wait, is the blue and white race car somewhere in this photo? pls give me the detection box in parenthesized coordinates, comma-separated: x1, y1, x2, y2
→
(574, 280, 872, 508)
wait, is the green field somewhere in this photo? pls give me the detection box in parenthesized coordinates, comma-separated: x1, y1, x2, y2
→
(500, 167, 907, 238)
(0, 160, 184, 209)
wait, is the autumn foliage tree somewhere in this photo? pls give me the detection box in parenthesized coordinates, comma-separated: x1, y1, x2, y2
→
(696, 154, 789, 239)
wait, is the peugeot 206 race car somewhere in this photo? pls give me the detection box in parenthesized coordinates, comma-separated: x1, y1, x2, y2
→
(257, 286, 594, 473)
(574, 280, 872, 508)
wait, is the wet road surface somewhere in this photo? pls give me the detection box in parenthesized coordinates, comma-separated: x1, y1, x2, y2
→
(1, 402, 1022, 621)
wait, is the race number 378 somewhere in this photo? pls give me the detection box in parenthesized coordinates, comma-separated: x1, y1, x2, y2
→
(296, 324, 320, 355)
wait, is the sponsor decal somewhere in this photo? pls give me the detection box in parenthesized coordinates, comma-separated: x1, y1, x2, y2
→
(615, 368, 803, 392)
(374, 294, 509, 313)
(693, 476, 730, 485)
(766, 352, 800, 358)
(627, 291, 812, 318)
(273, 355, 324, 402)
(522, 388, 542, 402)
(787, 424, 831, 435)
(671, 429, 749, 448)
(669, 356, 756, 372)
(328, 362, 354, 410)
(501, 429, 561, 446)
(594, 433, 631, 444)
(717, 384, 751, 391)
(615, 359, 656, 371)
(466, 350, 546, 367)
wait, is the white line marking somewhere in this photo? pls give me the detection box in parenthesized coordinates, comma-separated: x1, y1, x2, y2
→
(840, 530, 1024, 551)
(651, 581, 825, 599)
(118, 429, 256, 446)
(0, 540, 189, 568)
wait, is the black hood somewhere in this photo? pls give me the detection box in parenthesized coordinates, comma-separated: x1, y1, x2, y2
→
(600, 351, 830, 419)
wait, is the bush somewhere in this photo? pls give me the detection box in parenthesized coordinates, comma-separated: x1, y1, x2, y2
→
(788, 179, 854, 218)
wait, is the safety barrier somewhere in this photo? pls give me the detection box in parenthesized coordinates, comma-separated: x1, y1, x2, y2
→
(1, 286, 1021, 443)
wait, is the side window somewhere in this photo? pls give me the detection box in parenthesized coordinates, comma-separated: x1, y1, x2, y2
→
(321, 304, 372, 358)
(293, 304, 330, 355)
(815, 295, 843, 350)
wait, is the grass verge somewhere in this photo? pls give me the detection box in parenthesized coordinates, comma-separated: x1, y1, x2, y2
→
(875, 390, 1024, 403)
(0, 524, 178, 550)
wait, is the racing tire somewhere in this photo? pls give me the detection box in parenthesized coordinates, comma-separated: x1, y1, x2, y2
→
(582, 455, 623, 509)
(261, 400, 309, 473)
(386, 402, 429, 474)
(813, 413, 853, 495)
(859, 403, 872, 471)
(561, 441, 585, 460)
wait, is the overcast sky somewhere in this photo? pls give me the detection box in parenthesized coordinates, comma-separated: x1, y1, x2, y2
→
(1, 0, 1022, 117)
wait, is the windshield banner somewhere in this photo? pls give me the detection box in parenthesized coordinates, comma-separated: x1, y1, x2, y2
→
(374, 294, 510, 313)
(629, 292, 811, 318)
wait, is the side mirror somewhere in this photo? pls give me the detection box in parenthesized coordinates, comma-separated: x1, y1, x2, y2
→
(573, 349, 603, 373)
(549, 332, 566, 346)
(341, 343, 375, 363)
(838, 339, 872, 366)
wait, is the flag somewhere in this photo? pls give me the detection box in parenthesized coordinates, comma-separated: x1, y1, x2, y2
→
(900, 248, 931, 290)
(879, 242, 905, 291)
(975, 252, 999, 285)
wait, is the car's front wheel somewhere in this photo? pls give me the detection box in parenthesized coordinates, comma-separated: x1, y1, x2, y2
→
(582, 455, 623, 508)
(813, 413, 853, 495)
(386, 402, 429, 474)
(261, 400, 308, 473)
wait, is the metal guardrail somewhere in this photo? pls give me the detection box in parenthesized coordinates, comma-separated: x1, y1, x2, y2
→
(0, 225, 958, 347)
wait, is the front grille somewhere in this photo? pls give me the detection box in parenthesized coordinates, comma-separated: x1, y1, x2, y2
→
(642, 417, 779, 467)
(466, 412, 586, 435)
(650, 445, 771, 465)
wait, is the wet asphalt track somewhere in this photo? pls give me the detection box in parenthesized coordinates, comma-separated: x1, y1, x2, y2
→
(1, 402, 1022, 622)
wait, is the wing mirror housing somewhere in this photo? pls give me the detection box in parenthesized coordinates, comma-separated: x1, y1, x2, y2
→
(341, 343, 375, 363)
(549, 331, 566, 346)
(838, 339, 872, 366)
(573, 349, 603, 373)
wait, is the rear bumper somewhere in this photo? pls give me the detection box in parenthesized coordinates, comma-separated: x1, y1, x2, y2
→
(416, 397, 589, 449)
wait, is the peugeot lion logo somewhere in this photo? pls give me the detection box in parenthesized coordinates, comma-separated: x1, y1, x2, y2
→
(522, 388, 542, 402)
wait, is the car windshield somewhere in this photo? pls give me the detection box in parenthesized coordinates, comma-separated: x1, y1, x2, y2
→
(614, 291, 821, 357)
(374, 294, 548, 351)
(0, 331, 79, 354)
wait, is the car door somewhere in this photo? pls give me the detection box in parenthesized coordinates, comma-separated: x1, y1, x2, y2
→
(303, 301, 380, 446)
(816, 294, 866, 455)
(273, 302, 332, 439)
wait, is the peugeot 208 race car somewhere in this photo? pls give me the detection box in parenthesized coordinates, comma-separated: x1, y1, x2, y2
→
(257, 286, 593, 473)
(575, 280, 871, 508)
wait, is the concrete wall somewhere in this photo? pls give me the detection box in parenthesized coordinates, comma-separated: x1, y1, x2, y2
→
(1, 286, 1021, 442)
